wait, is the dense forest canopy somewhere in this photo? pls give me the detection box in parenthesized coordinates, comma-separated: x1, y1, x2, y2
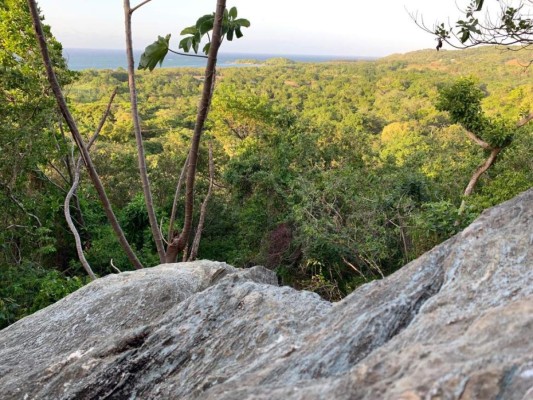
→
(1, 0, 532, 328)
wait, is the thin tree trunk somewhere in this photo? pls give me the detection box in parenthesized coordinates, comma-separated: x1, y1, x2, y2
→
(517, 112, 533, 127)
(61, 117, 90, 247)
(65, 157, 96, 280)
(168, 153, 189, 243)
(124, 0, 166, 263)
(165, 0, 226, 263)
(28, 0, 143, 270)
(458, 109, 533, 215)
(188, 140, 215, 261)
(463, 147, 501, 197)
(458, 147, 501, 214)
(182, 244, 189, 262)
(64, 88, 117, 280)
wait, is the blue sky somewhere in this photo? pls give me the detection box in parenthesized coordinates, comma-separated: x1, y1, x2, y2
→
(38, 0, 465, 57)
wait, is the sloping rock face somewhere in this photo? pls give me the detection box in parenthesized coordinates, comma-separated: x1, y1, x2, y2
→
(0, 189, 532, 400)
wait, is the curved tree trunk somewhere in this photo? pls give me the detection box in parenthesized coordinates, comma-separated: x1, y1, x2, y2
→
(463, 147, 501, 198)
(459, 146, 501, 214)
(65, 157, 96, 280)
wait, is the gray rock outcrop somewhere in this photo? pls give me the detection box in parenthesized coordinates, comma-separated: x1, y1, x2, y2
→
(0, 189, 532, 399)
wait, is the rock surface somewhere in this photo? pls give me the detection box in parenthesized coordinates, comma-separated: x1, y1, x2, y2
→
(0, 189, 532, 399)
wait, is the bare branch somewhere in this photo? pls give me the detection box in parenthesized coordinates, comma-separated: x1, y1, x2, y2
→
(412, 1, 533, 55)
(465, 130, 493, 149)
(124, 0, 166, 263)
(47, 161, 70, 185)
(168, 48, 209, 59)
(64, 87, 118, 280)
(359, 252, 385, 279)
(464, 147, 501, 198)
(188, 139, 215, 261)
(33, 168, 67, 193)
(110, 259, 122, 273)
(88, 87, 118, 149)
(0, 181, 42, 227)
(65, 155, 97, 280)
(130, 0, 153, 14)
(341, 256, 366, 280)
(517, 111, 533, 127)
(168, 153, 189, 243)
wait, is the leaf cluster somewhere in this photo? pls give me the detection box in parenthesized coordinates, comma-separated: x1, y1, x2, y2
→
(436, 77, 485, 131)
(179, 7, 250, 55)
(437, 77, 515, 147)
(434, 0, 533, 47)
(138, 6, 250, 71)
(138, 35, 171, 71)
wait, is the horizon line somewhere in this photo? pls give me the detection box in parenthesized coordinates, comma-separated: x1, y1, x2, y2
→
(62, 47, 382, 60)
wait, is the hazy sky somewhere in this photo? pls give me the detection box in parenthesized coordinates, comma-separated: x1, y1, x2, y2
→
(37, 0, 466, 57)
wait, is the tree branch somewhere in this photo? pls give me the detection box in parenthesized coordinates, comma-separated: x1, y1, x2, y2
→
(168, 48, 208, 59)
(65, 155, 97, 280)
(64, 88, 118, 280)
(27, 0, 143, 270)
(517, 111, 533, 127)
(188, 139, 215, 261)
(130, 0, 153, 14)
(124, 0, 166, 263)
(88, 87, 118, 149)
(0, 181, 42, 227)
(464, 129, 493, 149)
(463, 147, 501, 198)
(168, 152, 189, 243)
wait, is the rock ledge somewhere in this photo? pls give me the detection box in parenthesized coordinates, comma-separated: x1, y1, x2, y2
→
(0, 189, 532, 399)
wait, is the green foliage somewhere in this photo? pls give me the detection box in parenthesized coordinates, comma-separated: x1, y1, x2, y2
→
(138, 35, 170, 71)
(139, 6, 250, 70)
(436, 77, 485, 131)
(0, 264, 87, 329)
(49, 49, 533, 292)
(179, 7, 250, 54)
(0, 0, 76, 271)
(120, 194, 152, 251)
(435, 0, 532, 47)
(437, 77, 516, 148)
(4, 35, 532, 320)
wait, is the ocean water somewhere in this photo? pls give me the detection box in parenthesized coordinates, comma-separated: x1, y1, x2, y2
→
(63, 48, 374, 71)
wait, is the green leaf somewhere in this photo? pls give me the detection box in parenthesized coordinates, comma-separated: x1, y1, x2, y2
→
(194, 31, 201, 43)
(203, 42, 211, 55)
(179, 36, 192, 52)
(475, 0, 484, 11)
(235, 26, 243, 39)
(138, 34, 170, 71)
(196, 14, 214, 29)
(234, 18, 250, 28)
(229, 6, 238, 19)
(199, 19, 214, 36)
(221, 22, 229, 36)
(180, 25, 197, 36)
(227, 27, 234, 41)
